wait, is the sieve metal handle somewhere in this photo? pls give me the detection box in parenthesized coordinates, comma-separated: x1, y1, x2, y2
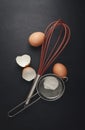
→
(8, 92, 40, 118)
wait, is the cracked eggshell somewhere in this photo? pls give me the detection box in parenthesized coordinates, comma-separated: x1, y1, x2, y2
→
(44, 77, 59, 90)
(22, 67, 36, 81)
(16, 54, 31, 67)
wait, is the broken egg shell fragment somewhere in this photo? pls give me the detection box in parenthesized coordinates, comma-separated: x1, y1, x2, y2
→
(44, 76, 59, 90)
(16, 54, 31, 67)
(22, 67, 36, 81)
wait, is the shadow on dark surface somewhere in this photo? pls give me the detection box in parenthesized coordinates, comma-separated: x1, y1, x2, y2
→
(0, 0, 85, 130)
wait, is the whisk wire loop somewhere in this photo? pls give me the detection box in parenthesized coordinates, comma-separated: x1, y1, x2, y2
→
(38, 19, 71, 75)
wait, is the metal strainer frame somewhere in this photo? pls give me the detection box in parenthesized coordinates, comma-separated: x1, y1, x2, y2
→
(36, 73, 66, 101)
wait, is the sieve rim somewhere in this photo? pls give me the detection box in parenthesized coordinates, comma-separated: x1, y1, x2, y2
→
(36, 73, 65, 101)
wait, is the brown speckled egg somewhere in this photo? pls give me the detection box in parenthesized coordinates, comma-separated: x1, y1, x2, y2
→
(28, 32, 45, 47)
(53, 63, 67, 78)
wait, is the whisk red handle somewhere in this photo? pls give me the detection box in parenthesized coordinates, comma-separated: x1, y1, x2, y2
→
(38, 19, 71, 75)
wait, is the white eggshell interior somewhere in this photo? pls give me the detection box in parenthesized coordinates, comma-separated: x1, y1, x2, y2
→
(44, 76, 59, 90)
(16, 54, 31, 67)
(22, 67, 36, 81)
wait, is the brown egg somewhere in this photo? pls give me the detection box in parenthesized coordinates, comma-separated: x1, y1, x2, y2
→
(28, 32, 45, 47)
(53, 63, 67, 78)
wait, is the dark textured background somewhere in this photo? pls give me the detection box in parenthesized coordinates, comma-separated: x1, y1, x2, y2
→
(0, 0, 85, 130)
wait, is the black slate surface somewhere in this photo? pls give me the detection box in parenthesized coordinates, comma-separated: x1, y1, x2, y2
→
(0, 0, 85, 130)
